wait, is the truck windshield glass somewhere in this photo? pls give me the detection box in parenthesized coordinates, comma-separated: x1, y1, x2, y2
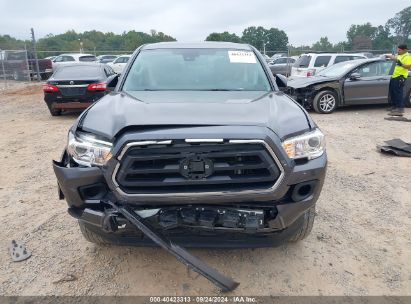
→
(122, 49, 271, 91)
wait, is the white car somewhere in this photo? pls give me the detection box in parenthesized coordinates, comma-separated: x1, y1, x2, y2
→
(291, 53, 367, 78)
(96, 55, 118, 63)
(52, 53, 98, 70)
(107, 55, 131, 74)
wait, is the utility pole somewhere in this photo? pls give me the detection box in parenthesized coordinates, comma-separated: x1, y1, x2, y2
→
(30, 28, 41, 81)
(24, 43, 30, 82)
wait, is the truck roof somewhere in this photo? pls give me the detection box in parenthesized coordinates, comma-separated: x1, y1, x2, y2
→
(142, 42, 253, 50)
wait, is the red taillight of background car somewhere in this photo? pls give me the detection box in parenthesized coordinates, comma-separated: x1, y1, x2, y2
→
(42, 84, 59, 92)
(87, 82, 107, 91)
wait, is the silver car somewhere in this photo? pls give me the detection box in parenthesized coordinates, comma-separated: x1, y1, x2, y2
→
(269, 57, 296, 77)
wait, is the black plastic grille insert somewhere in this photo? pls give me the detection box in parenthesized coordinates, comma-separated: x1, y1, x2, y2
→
(115, 142, 281, 194)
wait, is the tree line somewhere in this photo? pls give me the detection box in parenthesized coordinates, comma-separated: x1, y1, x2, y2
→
(0, 6, 409, 57)
(0, 29, 176, 56)
(206, 6, 410, 54)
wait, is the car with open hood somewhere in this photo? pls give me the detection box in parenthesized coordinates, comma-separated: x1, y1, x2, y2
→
(286, 58, 411, 113)
(291, 53, 367, 78)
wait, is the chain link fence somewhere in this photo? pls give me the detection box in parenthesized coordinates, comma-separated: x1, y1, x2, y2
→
(0, 47, 397, 89)
(0, 50, 31, 90)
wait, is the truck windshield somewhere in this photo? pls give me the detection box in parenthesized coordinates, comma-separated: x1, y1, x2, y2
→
(122, 49, 271, 91)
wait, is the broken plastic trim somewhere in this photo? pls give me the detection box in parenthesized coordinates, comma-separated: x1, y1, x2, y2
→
(108, 201, 240, 292)
(377, 138, 411, 157)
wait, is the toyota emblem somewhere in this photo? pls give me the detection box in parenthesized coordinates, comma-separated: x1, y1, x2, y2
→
(70, 81, 74, 85)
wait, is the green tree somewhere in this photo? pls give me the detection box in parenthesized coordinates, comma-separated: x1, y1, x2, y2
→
(241, 26, 266, 49)
(373, 25, 394, 50)
(346, 23, 377, 48)
(311, 37, 333, 51)
(264, 28, 288, 52)
(120, 30, 152, 50)
(0, 34, 27, 49)
(387, 6, 411, 43)
(332, 41, 350, 52)
(205, 31, 242, 43)
(241, 26, 288, 52)
(34, 29, 176, 56)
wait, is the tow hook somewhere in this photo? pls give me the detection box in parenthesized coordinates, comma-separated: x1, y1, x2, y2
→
(102, 210, 119, 233)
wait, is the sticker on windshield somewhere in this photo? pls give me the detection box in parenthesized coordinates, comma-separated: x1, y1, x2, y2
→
(228, 51, 257, 63)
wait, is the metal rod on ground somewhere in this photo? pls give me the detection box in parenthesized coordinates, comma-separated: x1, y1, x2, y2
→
(30, 28, 41, 81)
(114, 203, 240, 292)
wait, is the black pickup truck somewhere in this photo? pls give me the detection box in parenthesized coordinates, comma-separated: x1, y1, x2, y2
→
(53, 42, 327, 291)
(0, 50, 53, 80)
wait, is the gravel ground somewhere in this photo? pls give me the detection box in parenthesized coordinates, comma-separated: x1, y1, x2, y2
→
(0, 84, 410, 296)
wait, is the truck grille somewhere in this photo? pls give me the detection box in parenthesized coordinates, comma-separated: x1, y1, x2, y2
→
(115, 141, 282, 194)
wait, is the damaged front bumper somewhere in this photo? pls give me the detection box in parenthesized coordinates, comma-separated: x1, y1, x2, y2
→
(53, 150, 326, 246)
(285, 87, 315, 109)
(53, 145, 326, 291)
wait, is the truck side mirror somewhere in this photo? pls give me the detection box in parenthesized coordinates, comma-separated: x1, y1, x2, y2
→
(275, 74, 287, 88)
(107, 75, 119, 90)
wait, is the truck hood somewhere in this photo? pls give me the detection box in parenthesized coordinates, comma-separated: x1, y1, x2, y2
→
(287, 76, 339, 89)
(79, 91, 311, 140)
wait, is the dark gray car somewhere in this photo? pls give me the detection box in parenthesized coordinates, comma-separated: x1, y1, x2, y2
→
(286, 58, 411, 113)
(269, 57, 296, 76)
(52, 42, 327, 290)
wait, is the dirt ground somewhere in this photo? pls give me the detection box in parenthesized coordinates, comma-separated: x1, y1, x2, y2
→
(0, 84, 410, 296)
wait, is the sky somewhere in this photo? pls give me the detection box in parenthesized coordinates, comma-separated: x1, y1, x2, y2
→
(0, 0, 407, 46)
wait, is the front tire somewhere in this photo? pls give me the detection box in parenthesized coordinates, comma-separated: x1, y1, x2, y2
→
(289, 206, 316, 242)
(313, 90, 338, 114)
(78, 221, 110, 245)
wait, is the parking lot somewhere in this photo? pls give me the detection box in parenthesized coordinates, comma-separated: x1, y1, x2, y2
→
(0, 83, 410, 296)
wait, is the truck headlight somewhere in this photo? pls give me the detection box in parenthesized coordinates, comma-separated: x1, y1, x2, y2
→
(282, 129, 325, 160)
(67, 131, 112, 167)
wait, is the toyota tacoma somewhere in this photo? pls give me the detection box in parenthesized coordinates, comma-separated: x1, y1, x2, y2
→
(53, 42, 327, 290)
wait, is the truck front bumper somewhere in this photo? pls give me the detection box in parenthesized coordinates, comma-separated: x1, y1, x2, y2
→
(53, 148, 326, 247)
